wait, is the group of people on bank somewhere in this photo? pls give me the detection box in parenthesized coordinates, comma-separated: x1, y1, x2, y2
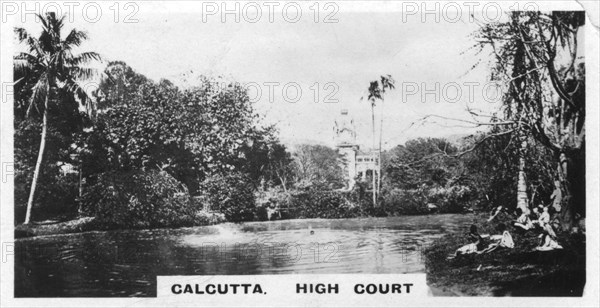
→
(512, 204, 563, 251)
(448, 201, 563, 260)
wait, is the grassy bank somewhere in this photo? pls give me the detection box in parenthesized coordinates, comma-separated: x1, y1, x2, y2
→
(14, 210, 226, 239)
(14, 217, 98, 238)
(423, 217, 586, 296)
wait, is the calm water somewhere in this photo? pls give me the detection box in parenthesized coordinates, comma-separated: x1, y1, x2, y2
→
(15, 214, 475, 297)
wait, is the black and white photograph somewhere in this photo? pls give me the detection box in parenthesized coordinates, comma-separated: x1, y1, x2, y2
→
(0, 1, 598, 306)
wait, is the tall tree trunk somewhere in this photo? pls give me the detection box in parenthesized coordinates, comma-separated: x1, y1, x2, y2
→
(371, 104, 376, 206)
(77, 160, 83, 216)
(510, 16, 529, 216)
(557, 153, 576, 231)
(24, 92, 50, 224)
(377, 101, 383, 197)
(516, 139, 529, 214)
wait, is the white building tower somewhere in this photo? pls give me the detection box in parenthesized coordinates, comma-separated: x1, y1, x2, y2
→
(334, 109, 358, 190)
(334, 109, 379, 191)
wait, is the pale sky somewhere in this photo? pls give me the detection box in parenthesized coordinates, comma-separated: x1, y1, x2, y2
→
(13, 1, 522, 149)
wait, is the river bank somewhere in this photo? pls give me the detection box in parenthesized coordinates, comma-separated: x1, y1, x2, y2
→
(423, 220, 586, 296)
(14, 209, 229, 239)
(15, 217, 98, 238)
(13, 211, 445, 239)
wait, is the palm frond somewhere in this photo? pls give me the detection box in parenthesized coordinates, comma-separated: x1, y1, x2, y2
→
(39, 12, 65, 53)
(27, 73, 49, 117)
(14, 58, 36, 76)
(25, 36, 46, 59)
(14, 77, 25, 85)
(14, 27, 30, 43)
(14, 52, 43, 91)
(68, 52, 102, 66)
(37, 13, 49, 30)
(15, 11, 103, 121)
(64, 29, 89, 48)
(54, 49, 72, 72)
(14, 27, 46, 58)
(56, 14, 67, 33)
(38, 30, 53, 53)
(14, 52, 38, 61)
(66, 66, 101, 80)
(64, 78, 97, 117)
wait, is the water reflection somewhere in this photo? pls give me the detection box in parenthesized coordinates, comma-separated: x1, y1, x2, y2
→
(15, 214, 474, 297)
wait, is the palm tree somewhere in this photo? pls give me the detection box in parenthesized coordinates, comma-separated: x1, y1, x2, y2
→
(14, 12, 102, 224)
(366, 81, 378, 205)
(366, 75, 395, 204)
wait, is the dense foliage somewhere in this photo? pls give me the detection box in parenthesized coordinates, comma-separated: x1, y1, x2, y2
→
(81, 170, 198, 228)
(474, 11, 586, 229)
(381, 134, 556, 214)
(461, 131, 555, 211)
(14, 58, 291, 226)
(257, 188, 372, 220)
(382, 188, 429, 215)
(292, 144, 346, 189)
(87, 62, 268, 192)
(199, 172, 257, 222)
(384, 138, 459, 189)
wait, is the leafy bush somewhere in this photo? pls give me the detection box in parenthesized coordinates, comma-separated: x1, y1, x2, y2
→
(254, 204, 269, 221)
(82, 170, 199, 228)
(14, 120, 81, 223)
(194, 210, 226, 225)
(199, 172, 257, 222)
(427, 186, 472, 213)
(14, 170, 80, 224)
(382, 188, 429, 215)
(381, 186, 471, 215)
(35, 173, 80, 218)
(264, 188, 368, 219)
(262, 190, 296, 220)
(254, 185, 468, 220)
(294, 189, 353, 219)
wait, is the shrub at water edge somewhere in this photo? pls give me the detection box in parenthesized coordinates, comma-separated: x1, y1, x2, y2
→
(82, 170, 199, 228)
(199, 172, 257, 222)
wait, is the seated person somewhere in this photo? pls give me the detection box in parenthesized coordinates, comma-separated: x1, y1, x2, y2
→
(536, 228, 563, 251)
(534, 206, 558, 238)
(537, 205, 551, 224)
(514, 208, 534, 231)
(479, 223, 515, 253)
(531, 207, 541, 220)
(542, 220, 558, 239)
(467, 224, 481, 240)
(447, 225, 487, 259)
